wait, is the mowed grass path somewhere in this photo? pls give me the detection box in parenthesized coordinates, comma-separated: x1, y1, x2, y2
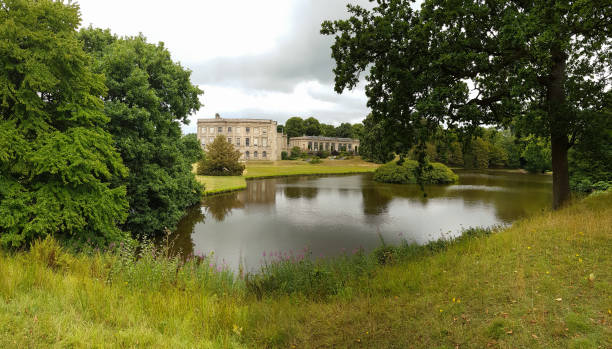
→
(0, 191, 610, 347)
(195, 158, 379, 195)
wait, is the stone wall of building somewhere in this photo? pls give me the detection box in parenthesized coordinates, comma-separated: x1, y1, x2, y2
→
(197, 115, 287, 160)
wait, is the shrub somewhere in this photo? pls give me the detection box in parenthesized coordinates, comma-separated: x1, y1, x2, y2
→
(316, 150, 330, 159)
(198, 136, 245, 176)
(281, 151, 289, 160)
(309, 157, 322, 164)
(373, 160, 458, 184)
(290, 146, 302, 159)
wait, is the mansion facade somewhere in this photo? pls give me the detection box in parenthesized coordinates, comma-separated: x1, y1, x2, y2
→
(197, 114, 359, 160)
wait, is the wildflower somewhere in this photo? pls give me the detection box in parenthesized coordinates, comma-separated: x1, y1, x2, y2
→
(575, 254, 580, 257)
(440, 309, 444, 312)
(579, 231, 584, 235)
(263, 251, 266, 257)
(457, 299, 461, 303)
(527, 246, 531, 250)
(578, 258, 583, 263)
(452, 297, 456, 303)
(546, 271, 550, 274)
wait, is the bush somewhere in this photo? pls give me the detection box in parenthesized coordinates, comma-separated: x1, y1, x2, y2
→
(281, 151, 289, 160)
(570, 176, 612, 193)
(316, 150, 330, 159)
(198, 136, 245, 176)
(373, 160, 458, 184)
(290, 146, 302, 159)
(309, 157, 322, 164)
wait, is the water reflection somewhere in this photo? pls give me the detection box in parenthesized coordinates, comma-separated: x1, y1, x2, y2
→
(171, 171, 552, 271)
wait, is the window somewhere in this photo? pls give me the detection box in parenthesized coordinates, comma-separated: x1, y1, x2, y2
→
(325, 142, 330, 151)
(348, 144, 352, 150)
(236, 137, 240, 146)
(227, 137, 232, 144)
(262, 128, 267, 135)
(314, 142, 318, 150)
(245, 137, 250, 146)
(245, 151, 250, 159)
(209, 127, 214, 133)
(218, 127, 223, 133)
(227, 126, 232, 133)
(254, 151, 258, 158)
(262, 151, 267, 158)
(262, 138, 267, 147)
(254, 138, 258, 146)
(246, 127, 250, 133)
(308, 141, 312, 150)
(331, 143, 335, 151)
(254, 127, 258, 135)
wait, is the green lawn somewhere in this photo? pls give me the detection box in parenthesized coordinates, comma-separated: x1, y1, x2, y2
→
(195, 175, 246, 195)
(1, 190, 610, 348)
(194, 158, 380, 195)
(244, 158, 379, 179)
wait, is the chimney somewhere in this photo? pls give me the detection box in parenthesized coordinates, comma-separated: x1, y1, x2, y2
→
(215, 113, 221, 119)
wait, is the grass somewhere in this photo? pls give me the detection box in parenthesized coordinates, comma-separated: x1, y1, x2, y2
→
(243, 158, 380, 179)
(1, 190, 610, 348)
(195, 175, 247, 196)
(194, 158, 380, 195)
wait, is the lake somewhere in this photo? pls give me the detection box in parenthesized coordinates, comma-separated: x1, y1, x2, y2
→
(171, 170, 552, 271)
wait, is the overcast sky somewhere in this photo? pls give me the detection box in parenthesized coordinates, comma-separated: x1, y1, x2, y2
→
(77, 0, 378, 133)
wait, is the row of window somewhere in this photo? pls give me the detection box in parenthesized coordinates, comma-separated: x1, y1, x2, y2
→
(306, 142, 353, 151)
(199, 126, 268, 135)
(201, 137, 269, 147)
(244, 151, 266, 159)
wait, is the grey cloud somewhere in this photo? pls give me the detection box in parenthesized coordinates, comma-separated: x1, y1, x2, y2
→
(187, 0, 374, 92)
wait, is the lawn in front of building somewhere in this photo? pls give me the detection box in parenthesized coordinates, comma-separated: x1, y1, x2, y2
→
(244, 157, 380, 179)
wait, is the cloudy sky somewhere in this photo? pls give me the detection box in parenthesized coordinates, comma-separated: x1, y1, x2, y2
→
(77, 0, 377, 133)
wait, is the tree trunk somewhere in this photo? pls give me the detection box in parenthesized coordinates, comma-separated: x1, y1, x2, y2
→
(551, 135, 570, 209)
(548, 47, 570, 209)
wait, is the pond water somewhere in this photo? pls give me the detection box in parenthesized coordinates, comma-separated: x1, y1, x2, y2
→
(171, 170, 552, 271)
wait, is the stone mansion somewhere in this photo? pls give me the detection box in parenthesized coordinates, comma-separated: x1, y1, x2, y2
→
(197, 114, 359, 160)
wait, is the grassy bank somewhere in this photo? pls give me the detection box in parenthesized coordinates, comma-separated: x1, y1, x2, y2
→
(244, 158, 379, 179)
(195, 158, 380, 195)
(195, 175, 247, 196)
(1, 191, 610, 348)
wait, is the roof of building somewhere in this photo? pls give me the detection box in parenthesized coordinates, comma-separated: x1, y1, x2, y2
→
(197, 117, 276, 124)
(290, 135, 358, 142)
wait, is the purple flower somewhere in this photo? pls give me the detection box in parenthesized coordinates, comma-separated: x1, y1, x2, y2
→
(263, 251, 266, 257)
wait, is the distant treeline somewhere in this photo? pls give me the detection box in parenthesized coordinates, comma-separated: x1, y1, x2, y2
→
(278, 116, 364, 139)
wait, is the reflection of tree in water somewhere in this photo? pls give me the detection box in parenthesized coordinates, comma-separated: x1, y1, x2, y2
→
(166, 205, 204, 257)
(203, 192, 245, 221)
(284, 185, 319, 199)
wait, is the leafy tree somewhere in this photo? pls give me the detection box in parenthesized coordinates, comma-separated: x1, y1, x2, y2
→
(198, 136, 245, 176)
(319, 123, 337, 137)
(335, 122, 354, 138)
(352, 123, 365, 140)
(277, 124, 285, 134)
(79, 28, 203, 237)
(322, 0, 610, 208)
(285, 117, 305, 138)
(0, 0, 128, 247)
(522, 137, 552, 173)
(358, 114, 394, 163)
(303, 117, 321, 136)
(290, 146, 302, 159)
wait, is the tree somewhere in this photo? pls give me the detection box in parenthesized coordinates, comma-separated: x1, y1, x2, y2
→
(358, 114, 395, 163)
(319, 123, 337, 137)
(303, 117, 321, 136)
(523, 137, 552, 173)
(352, 123, 365, 140)
(335, 122, 354, 138)
(79, 28, 203, 237)
(198, 136, 245, 176)
(0, 0, 128, 247)
(322, 0, 610, 209)
(285, 117, 305, 138)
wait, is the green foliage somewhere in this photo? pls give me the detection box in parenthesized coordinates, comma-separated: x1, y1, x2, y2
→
(79, 28, 203, 237)
(199, 136, 245, 176)
(0, 0, 129, 248)
(281, 151, 289, 160)
(522, 137, 552, 173)
(335, 122, 354, 138)
(315, 150, 330, 159)
(303, 117, 321, 136)
(373, 160, 458, 184)
(289, 146, 302, 159)
(319, 123, 336, 137)
(284, 117, 305, 138)
(322, 0, 611, 208)
(309, 157, 322, 164)
(357, 113, 395, 163)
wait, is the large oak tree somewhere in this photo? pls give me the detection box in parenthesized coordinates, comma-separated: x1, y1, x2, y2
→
(322, 0, 611, 208)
